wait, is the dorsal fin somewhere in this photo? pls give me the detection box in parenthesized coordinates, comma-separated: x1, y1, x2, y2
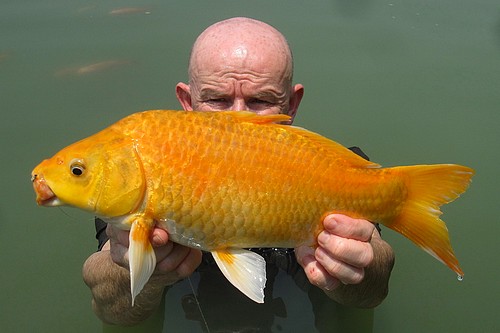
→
(220, 111, 380, 169)
(281, 124, 381, 168)
(220, 111, 291, 124)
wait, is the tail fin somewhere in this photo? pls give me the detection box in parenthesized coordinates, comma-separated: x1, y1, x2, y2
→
(385, 164, 474, 277)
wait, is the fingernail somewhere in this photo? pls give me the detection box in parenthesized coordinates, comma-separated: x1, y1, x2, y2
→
(325, 214, 338, 227)
(317, 231, 329, 245)
(152, 234, 163, 246)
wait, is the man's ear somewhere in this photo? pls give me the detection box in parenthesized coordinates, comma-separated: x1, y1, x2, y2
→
(176, 82, 193, 111)
(287, 84, 304, 123)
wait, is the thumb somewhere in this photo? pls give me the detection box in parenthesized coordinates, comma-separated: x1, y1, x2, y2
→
(324, 214, 374, 242)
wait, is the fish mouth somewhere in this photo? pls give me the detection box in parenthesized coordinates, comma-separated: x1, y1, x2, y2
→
(31, 173, 62, 206)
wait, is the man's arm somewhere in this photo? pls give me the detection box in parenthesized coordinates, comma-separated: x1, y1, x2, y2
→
(84, 215, 392, 325)
(83, 246, 167, 326)
(82, 225, 202, 326)
(296, 214, 395, 308)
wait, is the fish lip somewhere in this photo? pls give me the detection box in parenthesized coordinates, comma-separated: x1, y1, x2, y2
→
(38, 195, 63, 207)
(32, 174, 63, 207)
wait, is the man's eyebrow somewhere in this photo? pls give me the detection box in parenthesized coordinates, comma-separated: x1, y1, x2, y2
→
(198, 88, 287, 100)
(253, 90, 287, 100)
(199, 88, 227, 99)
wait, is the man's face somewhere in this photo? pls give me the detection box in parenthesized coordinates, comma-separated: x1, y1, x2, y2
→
(189, 44, 292, 115)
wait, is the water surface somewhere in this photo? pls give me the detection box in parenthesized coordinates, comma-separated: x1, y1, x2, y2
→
(1, 0, 499, 332)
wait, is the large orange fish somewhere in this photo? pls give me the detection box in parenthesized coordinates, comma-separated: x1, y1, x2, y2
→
(31, 110, 474, 305)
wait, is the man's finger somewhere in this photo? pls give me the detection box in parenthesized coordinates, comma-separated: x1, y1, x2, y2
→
(151, 227, 169, 247)
(106, 224, 130, 246)
(324, 214, 375, 241)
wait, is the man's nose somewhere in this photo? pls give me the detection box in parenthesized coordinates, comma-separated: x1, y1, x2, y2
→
(231, 99, 248, 111)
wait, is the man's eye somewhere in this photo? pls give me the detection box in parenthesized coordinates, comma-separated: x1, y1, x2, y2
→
(250, 99, 273, 105)
(248, 99, 276, 111)
(208, 98, 227, 103)
(205, 98, 231, 110)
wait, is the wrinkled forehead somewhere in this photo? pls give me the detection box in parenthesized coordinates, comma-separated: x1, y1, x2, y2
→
(193, 44, 289, 81)
(189, 22, 292, 83)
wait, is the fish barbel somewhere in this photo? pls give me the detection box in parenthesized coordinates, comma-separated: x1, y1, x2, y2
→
(31, 110, 474, 304)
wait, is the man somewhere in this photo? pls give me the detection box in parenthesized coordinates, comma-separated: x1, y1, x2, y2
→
(83, 17, 394, 331)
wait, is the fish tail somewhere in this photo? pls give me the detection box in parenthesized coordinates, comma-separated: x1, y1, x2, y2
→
(129, 218, 156, 306)
(384, 164, 474, 277)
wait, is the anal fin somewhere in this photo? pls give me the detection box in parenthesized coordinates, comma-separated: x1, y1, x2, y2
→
(211, 248, 267, 303)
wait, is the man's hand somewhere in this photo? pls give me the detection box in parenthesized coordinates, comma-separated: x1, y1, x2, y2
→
(83, 224, 203, 325)
(105, 224, 202, 284)
(296, 214, 388, 306)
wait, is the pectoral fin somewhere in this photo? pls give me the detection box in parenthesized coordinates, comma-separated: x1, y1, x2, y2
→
(129, 218, 156, 306)
(211, 248, 267, 303)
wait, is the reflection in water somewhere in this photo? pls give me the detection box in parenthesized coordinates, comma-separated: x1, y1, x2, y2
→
(54, 60, 134, 77)
(0, 51, 11, 63)
(109, 7, 152, 16)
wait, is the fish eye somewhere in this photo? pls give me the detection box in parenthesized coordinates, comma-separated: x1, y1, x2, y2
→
(69, 159, 85, 177)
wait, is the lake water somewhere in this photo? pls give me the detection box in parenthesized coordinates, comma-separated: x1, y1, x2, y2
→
(1, 0, 499, 332)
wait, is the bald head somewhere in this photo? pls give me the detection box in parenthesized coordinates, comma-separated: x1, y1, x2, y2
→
(176, 17, 303, 120)
(188, 17, 293, 85)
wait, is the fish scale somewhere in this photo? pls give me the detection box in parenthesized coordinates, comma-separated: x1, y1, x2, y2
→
(154, 114, 386, 243)
(32, 109, 474, 304)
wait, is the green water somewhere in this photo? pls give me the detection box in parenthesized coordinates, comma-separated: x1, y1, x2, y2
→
(1, 0, 499, 332)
